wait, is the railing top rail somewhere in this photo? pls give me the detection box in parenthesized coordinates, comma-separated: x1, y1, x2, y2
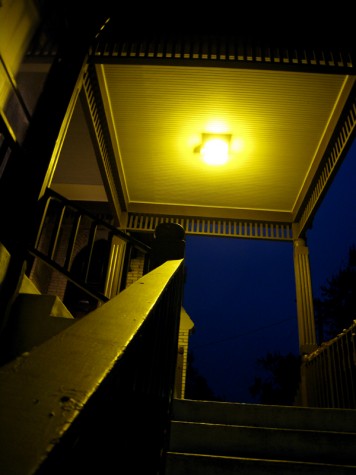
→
(0, 259, 184, 474)
(303, 319, 356, 363)
(42, 188, 151, 254)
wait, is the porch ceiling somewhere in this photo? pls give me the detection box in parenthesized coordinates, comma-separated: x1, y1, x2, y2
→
(51, 54, 355, 224)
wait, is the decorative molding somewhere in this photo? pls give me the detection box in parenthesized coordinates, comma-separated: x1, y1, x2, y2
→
(91, 36, 355, 74)
(126, 213, 293, 241)
(297, 89, 356, 237)
(82, 66, 126, 223)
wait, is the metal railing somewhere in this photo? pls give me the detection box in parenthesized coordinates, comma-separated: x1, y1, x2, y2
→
(300, 320, 356, 408)
(30, 188, 151, 309)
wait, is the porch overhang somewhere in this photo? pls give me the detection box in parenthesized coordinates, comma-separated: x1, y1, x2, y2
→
(28, 32, 355, 240)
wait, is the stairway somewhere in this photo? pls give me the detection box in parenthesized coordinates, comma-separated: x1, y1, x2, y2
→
(0, 240, 75, 363)
(6, 281, 75, 359)
(165, 398, 356, 474)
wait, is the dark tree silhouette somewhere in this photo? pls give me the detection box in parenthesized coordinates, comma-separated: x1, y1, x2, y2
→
(249, 245, 356, 406)
(314, 244, 356, 343)
(249, 351, 301, 405)
(185, 352, 222, 401)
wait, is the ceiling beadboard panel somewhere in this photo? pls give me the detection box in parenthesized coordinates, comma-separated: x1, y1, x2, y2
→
(100, 64, 346, 213)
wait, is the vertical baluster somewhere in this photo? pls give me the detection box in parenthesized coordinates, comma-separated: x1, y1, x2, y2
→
(49, 201, 66, 261)
(326, 346, 336, 408)
(83, 221, 98, 285)
(336, 337, 346, 407)
(64, 211, 81, 272)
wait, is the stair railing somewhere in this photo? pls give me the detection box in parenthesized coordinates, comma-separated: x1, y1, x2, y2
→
(0, 258, 185, 475)
(29, 187, 151, 308)
(300, 320, 356, 408)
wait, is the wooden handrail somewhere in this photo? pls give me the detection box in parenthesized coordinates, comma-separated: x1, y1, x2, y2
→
(0, 259, 184, 474)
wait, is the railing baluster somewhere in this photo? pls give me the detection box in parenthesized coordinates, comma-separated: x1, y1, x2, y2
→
(63, 211, 82, 271)
(30, 188, 151, 309)
(49, 203, 66, 261)
(301, 321, 356, 408)
(83, 221, 98, 284)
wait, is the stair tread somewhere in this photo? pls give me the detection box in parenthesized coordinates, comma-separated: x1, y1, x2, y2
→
(165, 452, 356, 474)
(168, 399, 356, 468)
(169, 420, 356, 463)
(168, 451, 356, 466)
(171, 398, 356, 432)
(170, 418, 356, 434)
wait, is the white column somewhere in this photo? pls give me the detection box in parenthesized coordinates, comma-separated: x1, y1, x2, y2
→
(293, 238, 317, 354)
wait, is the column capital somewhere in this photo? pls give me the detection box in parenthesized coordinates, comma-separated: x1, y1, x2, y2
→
(294, 237, 306, 248)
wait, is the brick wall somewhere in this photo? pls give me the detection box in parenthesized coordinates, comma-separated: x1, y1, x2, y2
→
(176, 309, 195, 399)
(125, 253, 145, 287)
(30, 217, 91, 301)
(176, 330, 191, 399)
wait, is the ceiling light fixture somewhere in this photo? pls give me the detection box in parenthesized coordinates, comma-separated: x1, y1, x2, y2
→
(195, 133, 232, 166)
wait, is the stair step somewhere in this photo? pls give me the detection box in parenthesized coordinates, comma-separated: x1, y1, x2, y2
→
(5, 294, 75, 360)
(0, 242, 11, 288)
(167, 399, 356, 474)
(169, 420, 356, 466)
(19, 274, 41, 294)
(172, 398, 356, 432)
(165, 452, 356, 475)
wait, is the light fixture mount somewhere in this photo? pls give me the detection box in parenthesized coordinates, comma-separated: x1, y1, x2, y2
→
(202, 133, 232, 143)
(196, 133, 232, 165)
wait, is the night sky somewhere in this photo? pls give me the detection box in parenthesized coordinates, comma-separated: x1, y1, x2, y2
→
(182, 139, 356, 403)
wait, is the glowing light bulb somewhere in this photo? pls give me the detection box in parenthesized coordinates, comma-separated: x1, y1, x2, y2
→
(201, 137, 229, 165)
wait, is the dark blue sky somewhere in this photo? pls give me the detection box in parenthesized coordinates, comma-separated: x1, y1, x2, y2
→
(182, 139, 356, 403)
(307, 139, 356, 299)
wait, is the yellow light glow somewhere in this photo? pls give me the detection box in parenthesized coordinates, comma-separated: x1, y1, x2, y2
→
(201, 138, 229, 165)
(231, 138, 244, 153)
